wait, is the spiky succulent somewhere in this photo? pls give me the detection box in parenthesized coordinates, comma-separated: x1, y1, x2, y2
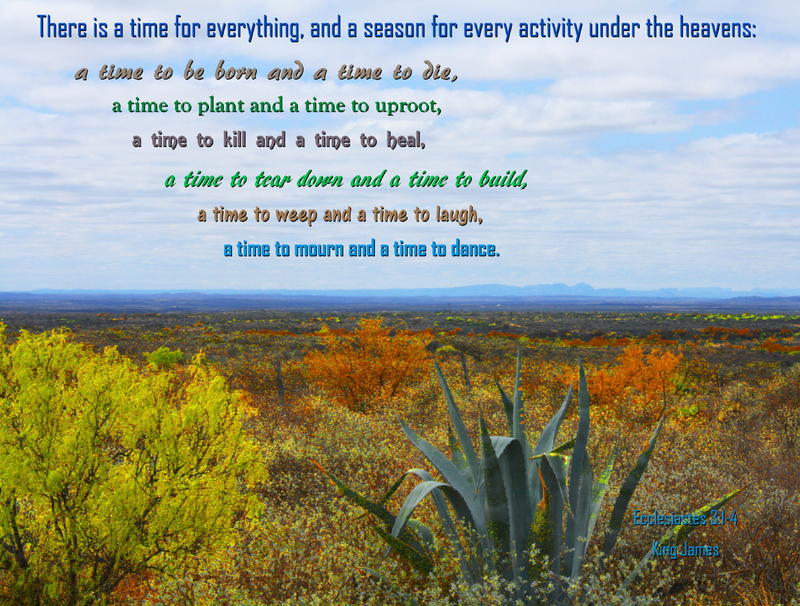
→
(321, 348, 741, 604)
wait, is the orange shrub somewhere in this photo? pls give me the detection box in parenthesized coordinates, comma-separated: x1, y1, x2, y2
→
(304, 318, 431, 413)
(761, 337, 800, 353)
(590, 344, 683, 423)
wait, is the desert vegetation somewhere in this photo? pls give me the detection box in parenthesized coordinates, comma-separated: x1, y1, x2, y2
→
(0, 310, 798, 604)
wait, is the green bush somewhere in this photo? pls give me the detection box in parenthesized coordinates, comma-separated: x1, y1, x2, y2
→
(145, 345, 185, 369)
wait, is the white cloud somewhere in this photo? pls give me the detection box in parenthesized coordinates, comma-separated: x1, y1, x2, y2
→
(1, 0, 799, 290)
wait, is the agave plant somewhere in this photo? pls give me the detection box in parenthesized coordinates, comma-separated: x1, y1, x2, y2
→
(321, 349, 741, 604)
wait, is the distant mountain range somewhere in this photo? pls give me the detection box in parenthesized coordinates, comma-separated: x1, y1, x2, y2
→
(24, 283, 800, 299)
(0, 284, 798, 313)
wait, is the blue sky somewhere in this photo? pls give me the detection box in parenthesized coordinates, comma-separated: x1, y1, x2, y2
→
(1, 1, 799, 291)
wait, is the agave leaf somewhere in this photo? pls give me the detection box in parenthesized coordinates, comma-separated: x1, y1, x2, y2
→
(401, 421, 474, 497)
(493, 435, 533, 584)
(540, 454, 567, 603)
(381, 519, 435, 563)
(578, 447, 617, 574)
(400, 421, 487, 539)
(531, 437, 573, 511)
(511, 347, 535, 488)
(511, 344, 525, 442)
(434, 360, 480, 483)
(391, 480, 456, 538)
(448, 424, 468, 471)
(372, 470, 474, 580)
(497, 379, 515, 435)
(497, 349, 531, 441)
(407, 470, 474, 540)
(531, 438, 576, 460)
(316, 461, 430, 556)
(623, 488, 743, 589)
(601, 415, 666, 559)
(567, 458, 594, 581)
(315, 460, 396, 528)
(528, 383, 571, 509)
(565, 362, 593, 578)
(372, 524, 434, 575)
(659, 488, 742, 547)
(480, 419, 509, 564)
(406, 468, 480, 583)
(530, 467, 552, 560)
(406, 519, 435, 551)
(533, 385, 573, 456)
(543, 453, 570, 508)
(380, 472, 411, 506)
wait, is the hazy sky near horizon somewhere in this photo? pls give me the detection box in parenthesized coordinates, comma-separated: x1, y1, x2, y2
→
(1, 1, 799, 291)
